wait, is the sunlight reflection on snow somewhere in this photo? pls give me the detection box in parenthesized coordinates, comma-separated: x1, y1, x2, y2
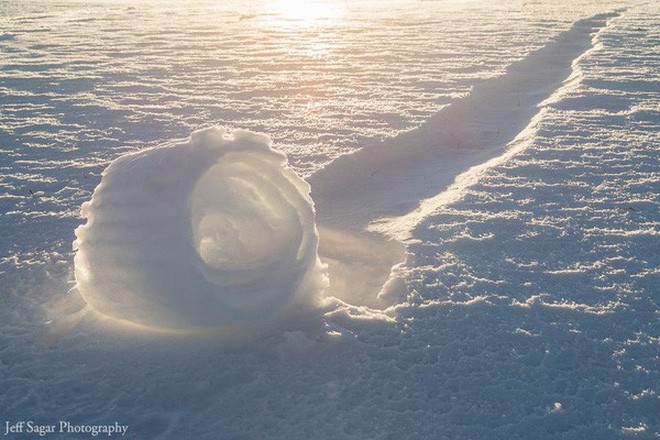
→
(267, 0, 344, 28)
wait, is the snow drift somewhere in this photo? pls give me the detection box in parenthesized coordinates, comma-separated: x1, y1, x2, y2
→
(73, 127, 326, 331)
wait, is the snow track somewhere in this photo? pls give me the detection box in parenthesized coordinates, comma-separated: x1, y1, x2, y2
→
(311, 13, 618, 233)
(313, 13, 620, 310)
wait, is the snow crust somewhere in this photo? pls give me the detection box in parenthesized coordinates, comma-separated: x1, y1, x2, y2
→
(73, 127, 326, 330)
(1, 1, 658, 439)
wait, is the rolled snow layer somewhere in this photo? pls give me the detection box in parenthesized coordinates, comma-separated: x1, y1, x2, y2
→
(74, 127, 325, 330)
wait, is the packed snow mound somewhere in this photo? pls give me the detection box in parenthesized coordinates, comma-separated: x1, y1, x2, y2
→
(73, 127, 326, 331)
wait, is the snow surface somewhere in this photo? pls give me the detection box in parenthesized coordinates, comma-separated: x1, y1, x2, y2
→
(1, 0, 658, 438)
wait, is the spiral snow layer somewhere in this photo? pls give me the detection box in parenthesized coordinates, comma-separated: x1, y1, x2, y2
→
(74, 127, 326, 330)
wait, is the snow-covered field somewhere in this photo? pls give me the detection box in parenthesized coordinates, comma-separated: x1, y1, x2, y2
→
(1, 0, 658, 438)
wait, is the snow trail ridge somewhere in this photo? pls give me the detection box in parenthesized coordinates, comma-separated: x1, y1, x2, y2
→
(310, 12, 620, 235)
(312, 12, 620, 309)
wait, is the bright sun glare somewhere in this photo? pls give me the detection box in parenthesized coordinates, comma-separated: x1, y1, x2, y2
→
(270, 0, 343, 26)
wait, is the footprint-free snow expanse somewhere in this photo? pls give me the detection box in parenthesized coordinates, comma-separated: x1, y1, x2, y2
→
(1, 0, 658, 439)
